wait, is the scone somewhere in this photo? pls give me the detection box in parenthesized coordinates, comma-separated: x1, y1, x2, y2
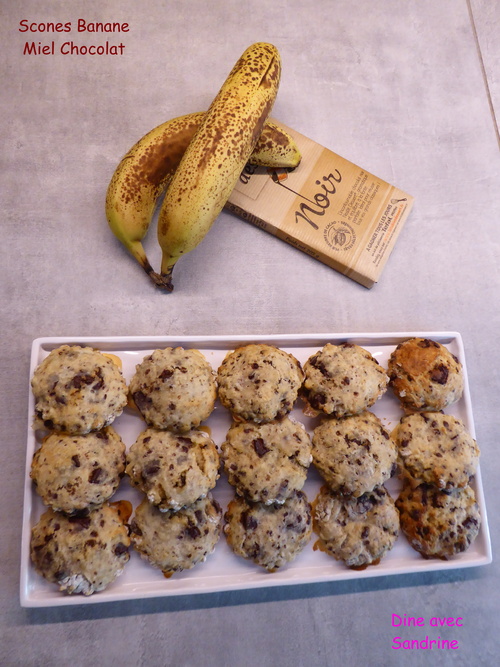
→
(312, 411, 397, 497)
(31, 345, 128, 434)
(125, 428, 220, 511)
(223, 490, 312, 572)
(30, 427, 126, 515)
(129, 347, 217, 432)
(130, 494, 222, 577)
(30, 501, 131, 596)
(396, 481, 481, 560)
(221, 417, 312, 504)
(388, 337, 464, 412)
(313, 485, 399, 569)
(301, 342, 388, 418)
(216, 344, 304, 423)
(392, 412, 480, 490)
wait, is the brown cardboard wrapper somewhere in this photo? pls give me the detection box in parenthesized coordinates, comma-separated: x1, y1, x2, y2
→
(226, 124, 414, 288)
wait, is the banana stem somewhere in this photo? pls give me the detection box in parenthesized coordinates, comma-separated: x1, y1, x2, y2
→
(147, 268, 172, 291)
(124, 240, 171, 290)
(157, 267, 174, 292)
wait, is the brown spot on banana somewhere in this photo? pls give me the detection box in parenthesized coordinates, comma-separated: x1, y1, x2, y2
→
(157, 43, 282, 291)
(105, 106, 299, 287)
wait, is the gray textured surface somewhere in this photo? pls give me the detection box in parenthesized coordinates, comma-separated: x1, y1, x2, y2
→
(1, 1, 499, 665)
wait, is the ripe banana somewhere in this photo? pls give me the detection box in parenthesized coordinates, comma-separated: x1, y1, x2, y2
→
(106, 110, 300, 286)
(157, 42, 282, 291)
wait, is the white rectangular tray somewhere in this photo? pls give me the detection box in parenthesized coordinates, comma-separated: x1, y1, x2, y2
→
(20, 333, 492, 607)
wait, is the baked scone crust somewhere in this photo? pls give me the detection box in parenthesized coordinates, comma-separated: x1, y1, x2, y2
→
(312, 411, 397, 497)
(216, 344, 304, 423)
(396, 482, 481, 559)
(388, 338, 464, 412)
(392, 412, 479, 490)
(30, 501, 131, 595)
(313, 485, 400, 569)
(301, 343, 388, 418)
(129, 347, 217, 432)
(130, 495, 222, 577)
(30, 427, 126, 515)
(223, 490, 312, 571)
(126, 428, 220, 511)
(31, 345, 128, 434)
(221, 417, 312, 504)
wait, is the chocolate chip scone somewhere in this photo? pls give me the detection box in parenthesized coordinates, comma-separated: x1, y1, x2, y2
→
(388, 337, 464, 412)
(129, 347, 217, 432)
(396, 481, 481, 560)
(313, 485, 399, 569)
(216, 344, 304, 423)
(130, 494, 222, 577)
(125, 428, 220, 511)
(221, 417, 312, 504)
(301, 342, 388, 418)
(31, 345, 128, 434)
(223, 490, 312, 571)
(30, 427, 126, 515)
(30, 501, 131, 596)
(312, 411, 397, 497)
(392, 412, 480, 490)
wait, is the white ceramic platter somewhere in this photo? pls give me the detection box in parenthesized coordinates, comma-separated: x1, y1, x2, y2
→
(20, 333, 492, 607)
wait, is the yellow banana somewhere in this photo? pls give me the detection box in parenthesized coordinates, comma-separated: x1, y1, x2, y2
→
(157, 42, 282, 291)
(106, 109, 300, 286)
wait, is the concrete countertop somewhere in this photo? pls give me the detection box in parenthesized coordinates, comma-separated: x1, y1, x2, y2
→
(1, 1, 498, 665)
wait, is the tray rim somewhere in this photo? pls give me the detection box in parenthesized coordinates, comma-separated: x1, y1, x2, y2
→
(20, 331, 493, 608)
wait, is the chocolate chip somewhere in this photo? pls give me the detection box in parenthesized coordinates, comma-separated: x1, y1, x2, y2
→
(310, 358, 331, 378)
(176, 472, 187, 488)
(71, 373, 95, 389)
(130, 521, 142, 536)
(356, 495, 375, 513)
(143, 461, 160, 477)
(309, 392, 327, 409)
(185, 524, 201, 539)
(430, 364, 449, 385)
(418, 339, 438, 349)
(253, 437, 270, 458)
(133, 391, 151, 411)
(241, 511, 258, 530)
(68, 515, 91, 530)
(72, 455, 81, 467)
(88, 467, 104, 484)
(114, 542, 128, 556)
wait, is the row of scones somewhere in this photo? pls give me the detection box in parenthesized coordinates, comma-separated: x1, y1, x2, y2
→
(28, 338, 481, 596)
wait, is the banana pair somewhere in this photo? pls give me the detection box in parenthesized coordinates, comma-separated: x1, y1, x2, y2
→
(105, 43, 301, 291)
